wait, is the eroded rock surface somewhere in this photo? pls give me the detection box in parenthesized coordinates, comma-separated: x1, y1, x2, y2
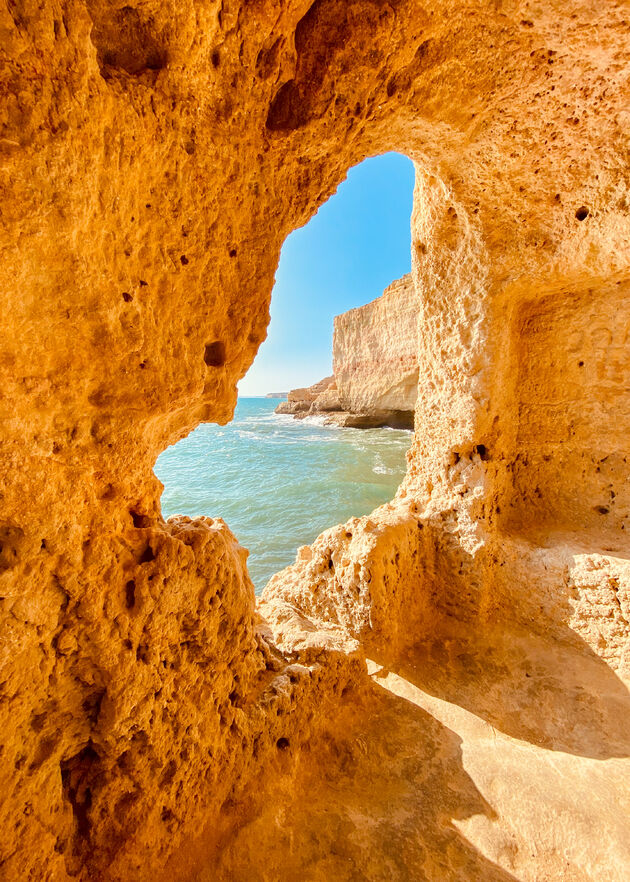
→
(275, 375, 336, 416)
(1, 0, 629, 880)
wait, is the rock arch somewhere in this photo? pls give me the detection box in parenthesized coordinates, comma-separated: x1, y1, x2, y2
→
(0, 0, 628, 879)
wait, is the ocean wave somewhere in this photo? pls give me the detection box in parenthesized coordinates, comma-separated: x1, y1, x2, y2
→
(156, 398, 409, 594)
(300, 414, 331, 427)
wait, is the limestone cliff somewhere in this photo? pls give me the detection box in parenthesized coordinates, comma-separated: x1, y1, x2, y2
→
(278, 274, 419, 428)
(1, 1, 629, 881)
(333, 273, 418, 424)
(275, 375, 335, 415)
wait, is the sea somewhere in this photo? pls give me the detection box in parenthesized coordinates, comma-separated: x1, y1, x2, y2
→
(155, 398, 411, 594)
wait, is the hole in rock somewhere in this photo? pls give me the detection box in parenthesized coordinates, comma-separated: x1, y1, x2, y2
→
(0, 525, 25, 574)
(82, 689, 105, 725)
(130, 510, 150, 528)
(204, 341, 226, 367)
(474, 444, 490, 461)
(156, 154, 415, 594)
(125, 579, 136, 609)
(88, 3, 168, 77)
(60, 743, 99, 849)
(139, 545, 156, 564)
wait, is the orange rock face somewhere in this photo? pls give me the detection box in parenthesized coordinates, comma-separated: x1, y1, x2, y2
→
(1, 1, 629, 880)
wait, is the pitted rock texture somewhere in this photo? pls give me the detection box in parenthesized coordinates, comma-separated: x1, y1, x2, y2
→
(1, 0, 630, 880)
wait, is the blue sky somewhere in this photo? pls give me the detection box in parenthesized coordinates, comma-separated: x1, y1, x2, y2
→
(238, 152, 415, 396)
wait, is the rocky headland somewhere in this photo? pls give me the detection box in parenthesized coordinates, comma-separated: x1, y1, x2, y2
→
(275, 373, 337, 416)
(1, 2, 629, 881)
(277, 274, 418, 428)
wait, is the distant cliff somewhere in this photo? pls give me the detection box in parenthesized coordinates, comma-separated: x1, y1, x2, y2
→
(276, 274, 418, 428)
(276, 376, 335, 416)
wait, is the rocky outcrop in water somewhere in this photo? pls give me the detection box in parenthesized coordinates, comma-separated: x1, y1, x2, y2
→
(1, 1, 629, 880)
(275, 375, 335, 415)
(277, 274, 418, 428)
(333, 274, 419, 425)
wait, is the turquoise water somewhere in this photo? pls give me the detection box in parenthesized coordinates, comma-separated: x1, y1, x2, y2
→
(155, 398, 410, 594)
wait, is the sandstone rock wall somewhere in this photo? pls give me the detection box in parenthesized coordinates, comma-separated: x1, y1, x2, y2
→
(1, 1, 630, 880)
(275, 375, 335, 415)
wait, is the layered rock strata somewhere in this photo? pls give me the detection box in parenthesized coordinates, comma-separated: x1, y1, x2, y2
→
(277, 274, 419, 428)
(275, 374, 335, 415)
(333, 273, 419, 425)
(1, 1, 629, 881)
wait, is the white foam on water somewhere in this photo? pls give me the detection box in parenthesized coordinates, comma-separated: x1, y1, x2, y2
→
(301, 414, 330, 427)
(156, 398, 410, 594)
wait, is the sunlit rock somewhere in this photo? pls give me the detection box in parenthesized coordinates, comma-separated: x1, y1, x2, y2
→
(1, 0, 629, 879)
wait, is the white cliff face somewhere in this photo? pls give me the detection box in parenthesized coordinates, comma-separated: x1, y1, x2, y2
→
(333, 274, 418, 417)
(277, 275, 419, 428)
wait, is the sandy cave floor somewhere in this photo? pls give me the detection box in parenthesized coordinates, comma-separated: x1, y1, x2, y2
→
(210, 627, 630, 882)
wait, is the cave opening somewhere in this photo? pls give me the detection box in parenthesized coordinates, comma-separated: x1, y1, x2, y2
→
(155, 152, 416, 593)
